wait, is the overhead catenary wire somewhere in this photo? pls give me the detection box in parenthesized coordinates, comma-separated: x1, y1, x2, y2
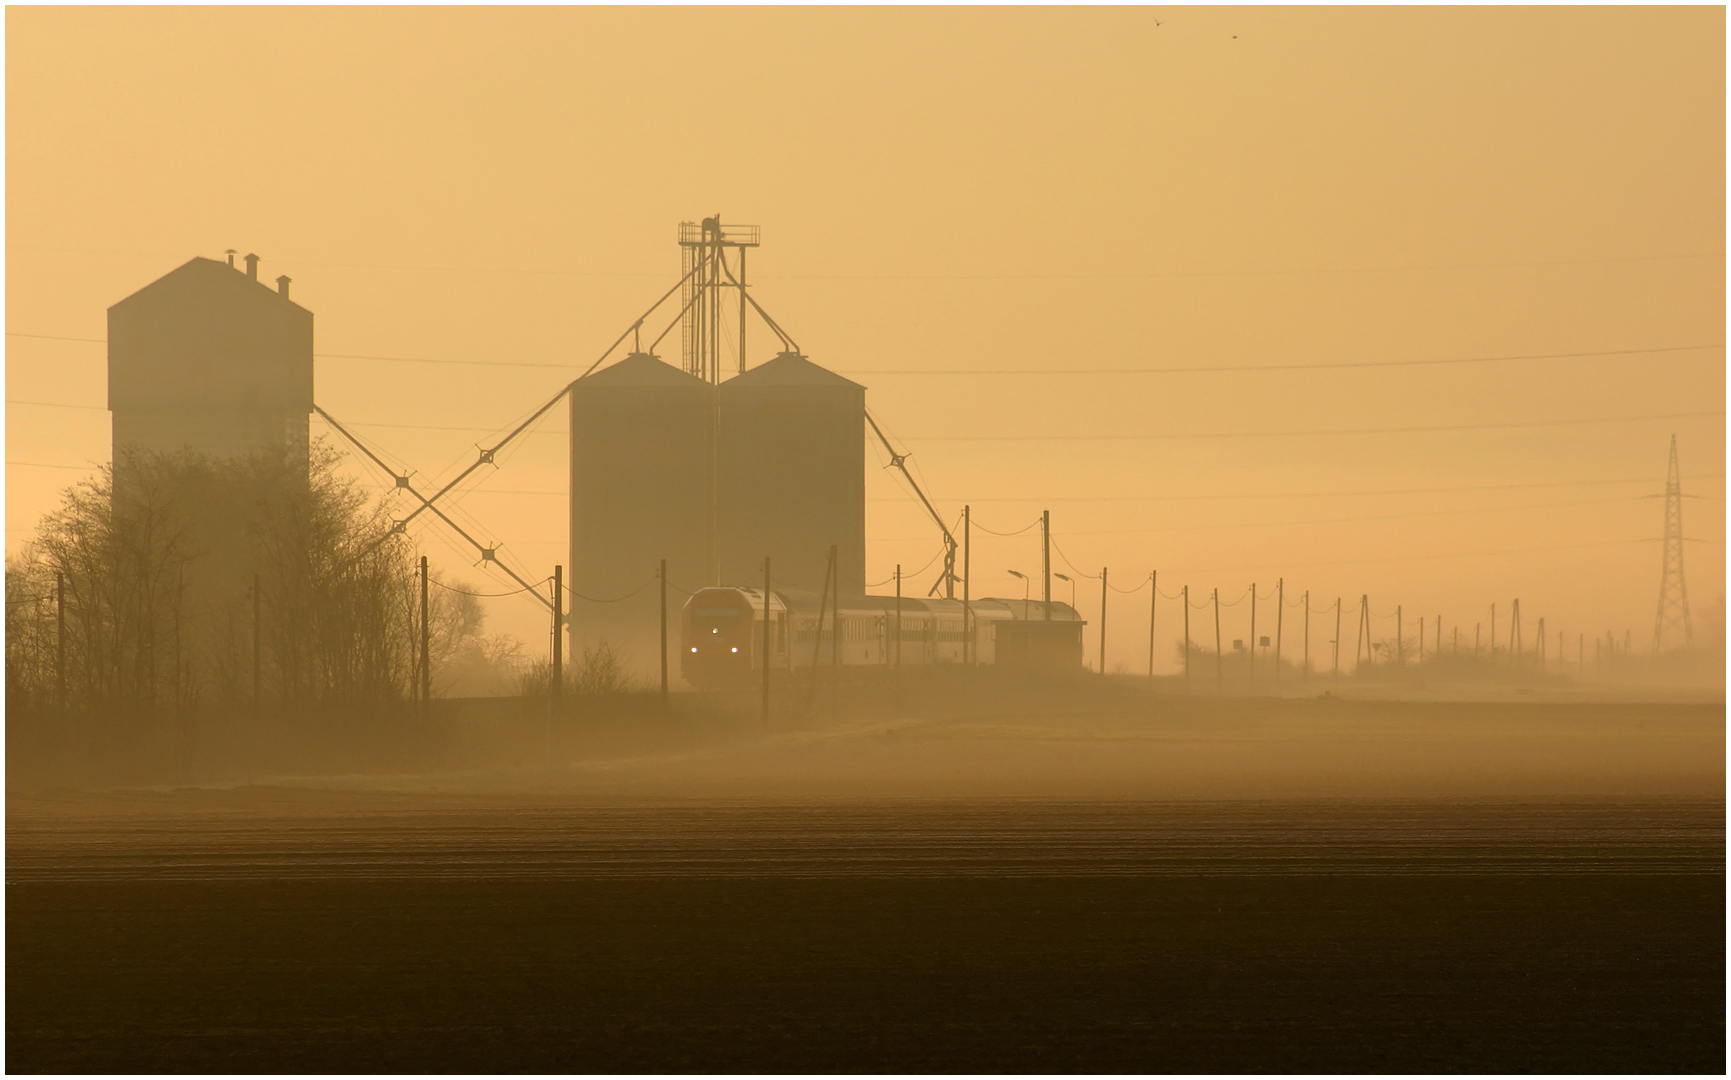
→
(428, 575, 551, 598)
(970, 516, 1042, 536)
(567, 577, 660, 604)
(1047, 535, 1099, 580)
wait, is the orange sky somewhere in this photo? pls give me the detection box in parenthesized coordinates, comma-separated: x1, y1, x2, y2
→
(7, 6, 1724, 669)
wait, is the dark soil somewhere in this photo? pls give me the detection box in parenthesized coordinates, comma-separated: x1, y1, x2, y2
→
(7, 798, 1723, 1073)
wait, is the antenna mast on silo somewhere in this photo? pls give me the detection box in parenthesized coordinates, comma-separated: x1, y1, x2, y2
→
(1652, 434, 1693, 651)
(679, 216, 761, 383)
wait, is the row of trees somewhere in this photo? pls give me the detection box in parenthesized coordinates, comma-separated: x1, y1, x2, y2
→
(5, 443, 489, 718)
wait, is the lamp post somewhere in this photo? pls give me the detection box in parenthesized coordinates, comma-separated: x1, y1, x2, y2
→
(1053, 572, 1077, 613)
(1007, 570, 1029, 617)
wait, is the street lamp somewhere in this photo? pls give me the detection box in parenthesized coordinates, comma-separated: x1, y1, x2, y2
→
(1007, 569, 1029, 616)
(1053, 572, 1077, 613)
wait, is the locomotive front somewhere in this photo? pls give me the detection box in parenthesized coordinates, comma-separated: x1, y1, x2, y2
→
(681, 587, 760, 688)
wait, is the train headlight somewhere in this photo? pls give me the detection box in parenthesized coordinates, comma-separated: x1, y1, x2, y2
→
(731, 647, 738, 653)
(690, 647, 697, 653)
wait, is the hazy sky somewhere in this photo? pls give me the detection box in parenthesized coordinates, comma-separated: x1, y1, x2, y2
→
(7, 6, 1724, 668)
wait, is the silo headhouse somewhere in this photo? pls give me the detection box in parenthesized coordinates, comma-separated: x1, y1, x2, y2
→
(108, 253, 313, 467)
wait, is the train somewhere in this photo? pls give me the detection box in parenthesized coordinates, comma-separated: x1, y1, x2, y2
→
(681, 585, 1084, 688)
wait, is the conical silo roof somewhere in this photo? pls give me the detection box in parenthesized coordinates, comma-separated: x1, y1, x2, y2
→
(722, 351, 863, 390)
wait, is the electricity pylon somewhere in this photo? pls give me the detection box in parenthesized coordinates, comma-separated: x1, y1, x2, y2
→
(1652, 434, 1693, 651)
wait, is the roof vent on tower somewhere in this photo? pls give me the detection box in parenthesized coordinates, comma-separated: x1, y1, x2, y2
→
(244, 253, 259, 280)
(276, 275, 292, 299)
(226, 249, 237, 268)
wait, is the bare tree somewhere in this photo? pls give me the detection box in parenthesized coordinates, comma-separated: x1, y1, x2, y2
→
(7, 441, 434, 721)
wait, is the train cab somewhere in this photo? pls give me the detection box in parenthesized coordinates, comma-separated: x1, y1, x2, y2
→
(681, 586, 789, 688)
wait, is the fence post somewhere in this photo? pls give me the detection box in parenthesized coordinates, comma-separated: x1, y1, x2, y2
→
(420, 556, 430, 718)
(56, 570, 66, 713)
(659, 559, 669, 704)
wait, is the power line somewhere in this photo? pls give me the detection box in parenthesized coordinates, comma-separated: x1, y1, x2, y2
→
(5, 332, 104, 344)
(10, 331, 1721, 378)
(755, 251, 1726, 282)
(3, 333, 595, 371)
(868, 473, 1724, 505)
(907, 410, 1722, 443)
(1171, 536, 1663, 575)
(842, 343, 1723, 376)
(343, 420, 566, 436)
(983, 493, 1678, 542)
(320, 351, 573, 370)
(7, 399, 103, 411)
(284, 407, 1731, 441)
(10, 245, 1719, 283)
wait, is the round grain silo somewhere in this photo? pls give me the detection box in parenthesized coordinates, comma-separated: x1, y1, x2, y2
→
(717, 352, 865, 598)
(568, 352, 714, 663)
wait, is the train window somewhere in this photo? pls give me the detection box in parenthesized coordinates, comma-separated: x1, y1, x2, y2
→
(693, 607, 741, 618)
(777, 616, 787, 651)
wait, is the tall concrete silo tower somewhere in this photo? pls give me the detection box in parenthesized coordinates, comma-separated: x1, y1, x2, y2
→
(568, 352, 714, 656)
(108, 254, 313, 467)
(717, 352, 865, 596)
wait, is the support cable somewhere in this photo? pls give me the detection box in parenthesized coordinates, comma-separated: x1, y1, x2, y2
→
(315, 262, 711, 610)
(865, 408, 960, 597)
(648, 278, 712, 354)
(382, 260, 706, 538)
(718, 257, 797, 353)
(314, 404, 553, 609)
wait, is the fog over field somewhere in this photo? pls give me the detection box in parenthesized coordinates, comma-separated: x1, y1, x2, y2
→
(6, 5, 1724, 1074)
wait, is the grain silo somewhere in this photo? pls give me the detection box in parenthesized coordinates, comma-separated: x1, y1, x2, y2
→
(106, 254, 315, 694)
(568, 352, 714, 658)
(108, 253, 313, 467)
(717, 352, 865, 597)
